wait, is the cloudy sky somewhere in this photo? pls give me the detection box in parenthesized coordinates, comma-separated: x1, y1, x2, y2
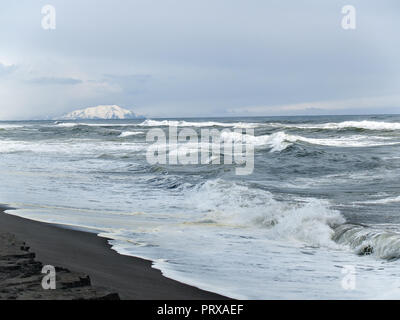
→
(0, 0, 399, 120)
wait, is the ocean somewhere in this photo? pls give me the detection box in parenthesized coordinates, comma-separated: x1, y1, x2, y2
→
(2, 114, 400, 299)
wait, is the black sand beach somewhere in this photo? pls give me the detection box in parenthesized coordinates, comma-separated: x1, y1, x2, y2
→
(0, 206, 228, 300)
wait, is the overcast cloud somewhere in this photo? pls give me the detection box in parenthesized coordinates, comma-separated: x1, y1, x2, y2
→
(0, 0, 399, 120)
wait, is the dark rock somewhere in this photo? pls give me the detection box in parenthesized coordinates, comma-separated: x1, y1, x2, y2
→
(0, 232, 120, 300)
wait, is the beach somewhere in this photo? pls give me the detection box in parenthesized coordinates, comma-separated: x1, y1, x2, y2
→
(3, 116, 400, 299)
(0, 206, 228, 300)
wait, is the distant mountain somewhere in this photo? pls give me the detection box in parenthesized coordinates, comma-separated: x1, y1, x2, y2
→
(56, 105, 144, 120)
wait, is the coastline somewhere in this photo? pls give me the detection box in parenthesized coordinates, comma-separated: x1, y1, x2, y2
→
(0, 205, 229, 300)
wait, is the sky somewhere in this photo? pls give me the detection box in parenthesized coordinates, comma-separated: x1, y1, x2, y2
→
(0, 0, 399, 120)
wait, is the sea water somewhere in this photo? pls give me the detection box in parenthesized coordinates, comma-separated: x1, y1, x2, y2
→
(2, 115, 400, 299)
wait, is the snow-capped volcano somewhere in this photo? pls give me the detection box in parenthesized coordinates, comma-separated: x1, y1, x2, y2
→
(57, 105, 143, 120)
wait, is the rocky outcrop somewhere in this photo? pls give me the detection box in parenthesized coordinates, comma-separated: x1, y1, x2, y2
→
(0, 233, 120, 300)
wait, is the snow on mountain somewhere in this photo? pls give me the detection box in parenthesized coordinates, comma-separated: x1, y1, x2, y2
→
(57, 105, 143, 120)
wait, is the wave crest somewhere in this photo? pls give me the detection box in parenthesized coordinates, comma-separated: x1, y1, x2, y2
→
(270, 120, 400, 131)
(118, 131, 144, 137)
(221, 131, 397, 151)
(185, 179, 345, 248)
(138, 119, 260, 128)
(334, 224, 400, 260)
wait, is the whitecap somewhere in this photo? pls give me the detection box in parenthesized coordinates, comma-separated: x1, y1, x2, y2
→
(269, 120, 400, 131)
(138, 119, 260, 128)
(118, 131, 144, 137)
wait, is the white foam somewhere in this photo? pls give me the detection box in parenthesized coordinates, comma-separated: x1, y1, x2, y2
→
(221, 131, 398, 151)
(355, 196, 400, 205)
(219, 131, 289, 151)
(55, 122, 80, 127)
(0, 124, 25, 129)
(294, 135, 398, 148)
(118, 131, 144, 137)
(0, 139, 146, 155)
(138, 119, 260, 128)
(269, 120, 400, 131)
(55, 122, 136, 127)
(149, 131, 293, 154)
(184, 179, 345, 248)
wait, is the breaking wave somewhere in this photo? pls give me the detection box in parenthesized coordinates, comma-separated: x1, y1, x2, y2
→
(334, 224, 400, 260)
(184, 179, 345, 248)
(138, 119, 260, 128)
(355, 196, 400, 205)
(138, 120, 400, 131)
(118, 131, 144, 137)
(270, 120, 400, 131)
(188, 180, 400, 260)
(0, 124, 25, 130)
(54, 122, 136, 128)
(220, 131, 398, 151)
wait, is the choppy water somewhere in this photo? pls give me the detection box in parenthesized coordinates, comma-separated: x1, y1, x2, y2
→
(2, 115, 400, 299)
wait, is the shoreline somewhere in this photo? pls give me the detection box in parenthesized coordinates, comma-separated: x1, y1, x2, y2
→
(0, 205, 229, 300)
